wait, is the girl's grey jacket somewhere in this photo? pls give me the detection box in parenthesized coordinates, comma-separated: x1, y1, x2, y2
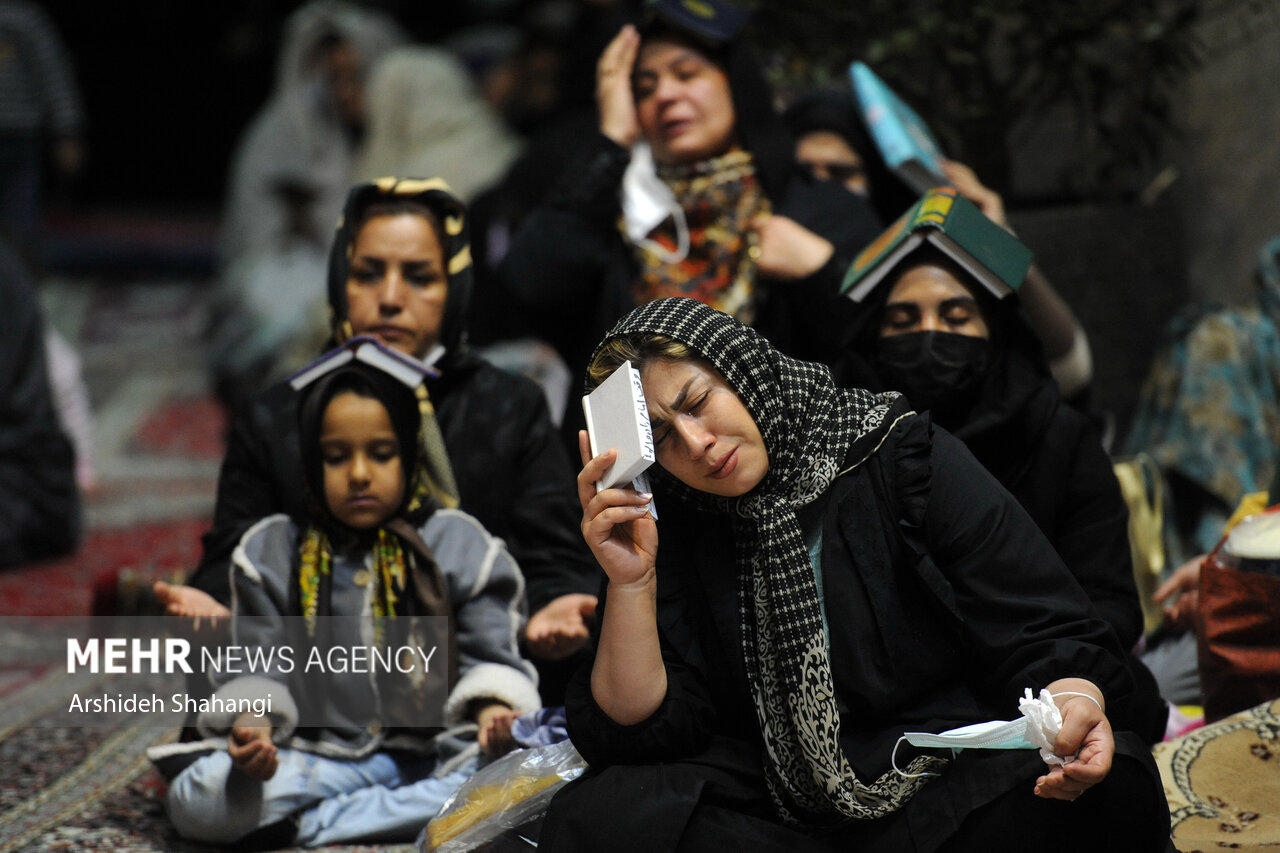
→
(149, 508, 540, 774)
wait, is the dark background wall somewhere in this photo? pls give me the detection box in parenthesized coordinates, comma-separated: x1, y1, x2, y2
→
(43, 3, 277, 209)
(1170, 0, 1280, 307)
(1004, 1, 1280, 442)
(39, 1, 520, 209)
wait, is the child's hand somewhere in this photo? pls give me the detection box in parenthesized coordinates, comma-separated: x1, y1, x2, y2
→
(228, 711, 278, 781)
(475, 702, 520, 757)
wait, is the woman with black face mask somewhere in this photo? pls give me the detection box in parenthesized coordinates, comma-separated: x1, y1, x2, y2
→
(840, 241, 1168, 745)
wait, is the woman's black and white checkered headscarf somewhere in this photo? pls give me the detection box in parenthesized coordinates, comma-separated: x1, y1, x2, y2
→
(593, 297, 940, 825)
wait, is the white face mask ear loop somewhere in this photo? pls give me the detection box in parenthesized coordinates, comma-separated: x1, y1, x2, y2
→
(891, 735, 944, 779)
(637, 201, 690, 264)
(622, 140, 691, 264)
(670, 201, 690, 259)
(1050, 691, 1104, 713)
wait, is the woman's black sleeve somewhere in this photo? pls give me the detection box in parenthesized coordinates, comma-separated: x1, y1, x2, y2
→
(921, 428, 1134, 707)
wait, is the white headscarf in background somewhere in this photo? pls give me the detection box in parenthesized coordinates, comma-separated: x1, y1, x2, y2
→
(357, 46, 523, 203)
(221, 0, 409, 263)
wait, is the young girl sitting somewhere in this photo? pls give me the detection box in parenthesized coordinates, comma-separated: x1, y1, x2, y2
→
(157, 337, 540, 848)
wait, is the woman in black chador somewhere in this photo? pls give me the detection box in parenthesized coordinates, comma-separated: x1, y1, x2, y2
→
(539, 297, 1171, 852)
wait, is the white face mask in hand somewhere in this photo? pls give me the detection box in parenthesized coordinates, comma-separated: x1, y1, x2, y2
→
(892, 688, 1076, 778)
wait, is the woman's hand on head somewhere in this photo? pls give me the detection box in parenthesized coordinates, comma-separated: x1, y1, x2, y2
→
(578, 430, 658, 589)
(597, 25, 642, 148)
(752, 215, 834, 280)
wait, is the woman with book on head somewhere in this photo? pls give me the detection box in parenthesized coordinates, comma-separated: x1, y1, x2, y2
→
(781, 87, 1093, 402)
(495, 0, 881, 436)
(161, 179, 600, 701)
(541, 296, 1170, 852)
(837, 200, 1166, 742)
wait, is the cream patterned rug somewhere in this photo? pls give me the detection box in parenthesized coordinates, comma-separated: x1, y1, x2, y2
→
(1155, 698, 1280, 851)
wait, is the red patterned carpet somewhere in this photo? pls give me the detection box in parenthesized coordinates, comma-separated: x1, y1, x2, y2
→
(0, 276, 222, 852)
(1, 273, 222, 639)
(1, 391, 225, 618)
(0, 518, 208, 619)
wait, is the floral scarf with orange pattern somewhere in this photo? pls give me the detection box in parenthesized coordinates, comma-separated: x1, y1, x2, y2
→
(628, 149, 770, 324)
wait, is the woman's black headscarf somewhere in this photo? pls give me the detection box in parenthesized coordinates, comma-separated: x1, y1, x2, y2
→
(327, 177, 473, 368)
(592, 296, 942, 825)
(840, 248, 1059, 488)
(782, 86, 919, 224)
(297, 362, 424, 532)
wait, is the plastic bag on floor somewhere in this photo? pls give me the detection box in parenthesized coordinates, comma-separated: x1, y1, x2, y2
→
(420, 739, 586, 852)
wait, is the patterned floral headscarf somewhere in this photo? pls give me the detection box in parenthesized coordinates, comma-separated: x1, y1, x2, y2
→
(628, 149, 770, 323)
(591, 297, 944, 825)
(1123, 235, 1280, 555)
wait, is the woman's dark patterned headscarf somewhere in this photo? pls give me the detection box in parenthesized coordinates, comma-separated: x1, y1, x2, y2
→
(591, 297, 942, 825)
(327, 177, 473, 365)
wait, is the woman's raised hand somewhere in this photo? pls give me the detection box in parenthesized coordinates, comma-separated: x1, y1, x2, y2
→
(752, 214, 835, 280)
(578, 430, 658, 588)
(596, 25, 642, 148)
(941, 160, 1007, 228)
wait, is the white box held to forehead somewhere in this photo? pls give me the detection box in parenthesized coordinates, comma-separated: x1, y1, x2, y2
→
(582, 360, 657, 511)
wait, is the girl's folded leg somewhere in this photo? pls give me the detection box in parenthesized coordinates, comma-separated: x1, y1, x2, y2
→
(296, 753, 481, 847)
(167, 748, 405, 845)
